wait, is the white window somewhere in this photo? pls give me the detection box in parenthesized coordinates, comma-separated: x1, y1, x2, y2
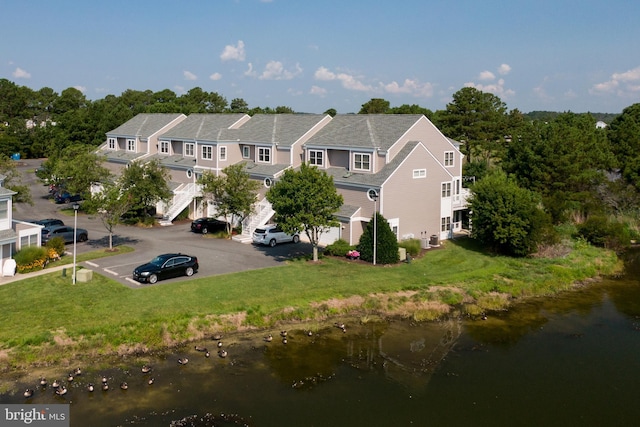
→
(309, 150, 324, 166)
(445, 151, 454, 167)
(0, 200, 7, 219)
(413, 168, 426, 179)
(258, 147, 271, 163)
(20, 234, 38, 248)
(108, 138, 116, 149)
(441, 216, 451, 232)
(185, 143, 194, 157)
(242, 146, 250, 158)
(127, 139, 136, 152)
(219, 146, 227, 161)
(353, 153, 371, 171)
(159, 141, 170, 154)
(441, 182, 451, 198)
(202, 145, 213, 160)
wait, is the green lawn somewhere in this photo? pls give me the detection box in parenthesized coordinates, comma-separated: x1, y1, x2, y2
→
(0, 238, 621, 366)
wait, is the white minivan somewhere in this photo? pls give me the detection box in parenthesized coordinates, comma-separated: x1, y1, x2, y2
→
(252, 225, 300, 247)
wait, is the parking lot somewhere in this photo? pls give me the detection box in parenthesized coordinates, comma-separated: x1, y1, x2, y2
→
(12, 159, 312, 287)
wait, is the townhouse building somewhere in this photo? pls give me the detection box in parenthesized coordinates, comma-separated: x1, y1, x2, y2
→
(101, 113, 469, 246)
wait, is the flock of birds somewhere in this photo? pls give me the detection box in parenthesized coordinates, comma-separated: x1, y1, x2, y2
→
(22, 323, 349, 400)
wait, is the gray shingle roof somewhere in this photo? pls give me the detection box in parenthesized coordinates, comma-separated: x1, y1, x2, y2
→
(106, 113, 185, 139)
(305, 114, 423, 151)
(242, 161, 291, 178)
(324, 141, 421, 188)
(160, 114, 247, 141)
(218, 114, 328, 147)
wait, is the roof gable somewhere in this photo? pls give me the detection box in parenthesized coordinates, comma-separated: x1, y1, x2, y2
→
(160, 113, 248, 141)
(218, 114, 329, 147)
(106, 113, 185, 139)
(305, 114, 423, 151)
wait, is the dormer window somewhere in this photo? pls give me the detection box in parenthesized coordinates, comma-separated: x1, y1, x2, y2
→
(202, 145, 213, 160)
(159, 141, 170, 154)
(127, 139, 136, 152)
(219, 146, 227, 161)
(308, 150, 324, 167)
(108, 138, 116, 150)
(242, 146, 250, 159)
(258, 147, 271, 163)
(184, 143, 194, 157)
(353, 153, 371, 171)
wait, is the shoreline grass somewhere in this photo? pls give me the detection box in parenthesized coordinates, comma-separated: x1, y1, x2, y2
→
(0, 238, 621, 370)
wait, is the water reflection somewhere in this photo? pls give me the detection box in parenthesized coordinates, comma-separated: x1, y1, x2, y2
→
(3, 254, 640, 426)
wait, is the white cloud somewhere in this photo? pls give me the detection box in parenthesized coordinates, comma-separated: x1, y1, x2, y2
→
(313, 66, 373, 92)
(314, 66, 336, 81)
(498, 64, 511, 75)
(382, 79, 434, 97)
(478, 70, 495, 81)
(244, 63, 256, 77)
(74, 85, 86, 93)
(220, 40, 246, 62)
(590, 65, 640, 96)
(12, 67, 31, 79)
(184, 71, 197, 81)
(465, 78, 515, 99)
(209, 72, 222, 81)
(174, 85, 186, 94)
(258, 61, 302, 80)
(310, 85, 327, 96)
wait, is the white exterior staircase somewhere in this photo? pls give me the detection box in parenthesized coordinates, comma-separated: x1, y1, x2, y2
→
(159, 183, 201, 226)
(232, 198, 274, 243)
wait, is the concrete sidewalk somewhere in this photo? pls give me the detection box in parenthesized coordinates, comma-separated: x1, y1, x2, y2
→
(0, 265, 70, 286)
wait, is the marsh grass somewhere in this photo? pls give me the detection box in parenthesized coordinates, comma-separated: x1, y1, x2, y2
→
(0, 238, 621, 367)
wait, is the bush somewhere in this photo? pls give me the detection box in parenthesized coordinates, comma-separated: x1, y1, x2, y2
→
(357, 212, 399, 264)
(14, 246, 49, 273)
(323, 239, 354, 257)
(45, 237, 65, 258)
(399, 239, 421, 257)
(577, 215, 631, 251)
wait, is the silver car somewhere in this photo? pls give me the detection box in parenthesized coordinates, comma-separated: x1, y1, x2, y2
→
(252, 225, 300, 247)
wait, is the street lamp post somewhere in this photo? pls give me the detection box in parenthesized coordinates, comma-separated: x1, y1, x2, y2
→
(367, 189, 379, 266)
(72, 202, 79, 284)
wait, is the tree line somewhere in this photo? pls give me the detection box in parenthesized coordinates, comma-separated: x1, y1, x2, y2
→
(1, 78, 639, 257)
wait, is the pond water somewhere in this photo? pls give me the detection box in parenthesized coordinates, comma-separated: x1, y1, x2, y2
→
(3, 251, 640, 426)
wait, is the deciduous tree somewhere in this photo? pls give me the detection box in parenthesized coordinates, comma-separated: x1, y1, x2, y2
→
(198, 164, 260, 236)
(266, 163, 343, 261)
(468, 170, 550, 256)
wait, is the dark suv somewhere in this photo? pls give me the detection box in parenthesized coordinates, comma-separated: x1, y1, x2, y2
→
(31, 218, 65, 228)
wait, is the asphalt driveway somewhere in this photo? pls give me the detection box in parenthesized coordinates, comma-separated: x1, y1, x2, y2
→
(11, 159, 313, 288)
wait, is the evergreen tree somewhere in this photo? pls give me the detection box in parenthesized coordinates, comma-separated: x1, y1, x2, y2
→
(357, 212, 399, 264)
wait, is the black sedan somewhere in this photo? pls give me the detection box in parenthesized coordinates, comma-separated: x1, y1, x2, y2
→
(190, 217, 228, 234)
(132, 253, 199, 284)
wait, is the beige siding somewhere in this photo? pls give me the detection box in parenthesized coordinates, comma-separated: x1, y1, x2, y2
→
(381, 145, 450, 241)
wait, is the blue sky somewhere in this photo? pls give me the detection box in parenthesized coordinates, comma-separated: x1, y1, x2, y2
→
(1, 0, 639, 114)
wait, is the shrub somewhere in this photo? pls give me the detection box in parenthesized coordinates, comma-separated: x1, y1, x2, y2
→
(399, 239, 421, 257)
(45, 237, 65, 258)
(323, 239, 353, 257)
(357, 212, 399, 264)
(14, 246, 49, 273)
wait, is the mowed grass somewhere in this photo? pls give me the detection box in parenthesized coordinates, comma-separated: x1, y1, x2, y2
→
(0, 238, 621, 366)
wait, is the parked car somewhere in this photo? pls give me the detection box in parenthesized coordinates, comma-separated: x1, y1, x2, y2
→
(41, 225, 88, 244)
(252, 225, 300, 247)
(133, 253, 199, 284)
(54, 191, 83, 204)
(30, 218, 65, 228)
(191, 217, 229, 234)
